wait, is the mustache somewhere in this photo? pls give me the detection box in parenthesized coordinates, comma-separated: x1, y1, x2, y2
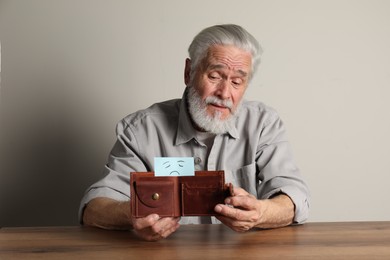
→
(205, 96, 233, 110)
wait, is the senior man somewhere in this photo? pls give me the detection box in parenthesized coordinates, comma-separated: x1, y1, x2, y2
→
(80, 24, 310, 241)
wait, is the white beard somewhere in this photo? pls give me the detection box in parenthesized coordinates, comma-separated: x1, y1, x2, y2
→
(187, 87, 241, 134)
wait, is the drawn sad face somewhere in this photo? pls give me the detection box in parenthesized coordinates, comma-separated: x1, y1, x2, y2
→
(163, 160, 186, 175)
(154, 157, 195, 176)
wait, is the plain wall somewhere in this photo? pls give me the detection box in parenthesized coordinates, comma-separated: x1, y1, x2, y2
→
(1, 0, 389, 226)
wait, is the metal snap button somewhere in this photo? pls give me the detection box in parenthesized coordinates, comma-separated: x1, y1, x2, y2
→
(152, 193, 160, 200)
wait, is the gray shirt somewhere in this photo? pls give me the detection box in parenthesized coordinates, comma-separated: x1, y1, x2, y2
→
(79, 89, 310, 224)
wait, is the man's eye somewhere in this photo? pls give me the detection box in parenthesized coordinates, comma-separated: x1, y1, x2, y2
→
(232, 79, 243, 86)
(209, 74, 220, 80)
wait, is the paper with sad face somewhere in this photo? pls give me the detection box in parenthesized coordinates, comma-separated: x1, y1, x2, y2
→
(154, 157, 195, 176)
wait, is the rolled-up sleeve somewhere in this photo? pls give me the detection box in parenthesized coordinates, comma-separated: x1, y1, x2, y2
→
(256, 112, 310, 224)
(78, 119, 148, 223)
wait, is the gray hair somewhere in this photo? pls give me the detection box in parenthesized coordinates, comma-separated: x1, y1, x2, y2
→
(188, 24, 263, 80)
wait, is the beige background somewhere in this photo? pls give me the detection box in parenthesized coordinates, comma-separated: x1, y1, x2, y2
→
(1, 0, 389, 226)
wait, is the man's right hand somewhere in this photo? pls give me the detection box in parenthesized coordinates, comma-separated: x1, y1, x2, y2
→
(131, 214, 181, 241)
(82, 197, 180, 241)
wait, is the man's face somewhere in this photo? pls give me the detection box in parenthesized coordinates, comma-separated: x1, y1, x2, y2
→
(190, 45, 252, 121)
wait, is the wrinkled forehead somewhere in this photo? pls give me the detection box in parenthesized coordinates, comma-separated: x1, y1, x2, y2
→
(203, 45, 252, 75)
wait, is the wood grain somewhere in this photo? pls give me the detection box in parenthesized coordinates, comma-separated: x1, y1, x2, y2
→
(1, 222, 390, 259)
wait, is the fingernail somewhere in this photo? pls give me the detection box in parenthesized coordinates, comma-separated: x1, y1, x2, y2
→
(225, 198, 231, 204)
(215, 205, 222, 213)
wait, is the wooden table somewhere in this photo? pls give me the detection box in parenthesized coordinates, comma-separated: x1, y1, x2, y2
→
(1, 222, 390, 259)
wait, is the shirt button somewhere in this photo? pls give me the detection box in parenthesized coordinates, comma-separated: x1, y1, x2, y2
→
(194, 157, 202, 165)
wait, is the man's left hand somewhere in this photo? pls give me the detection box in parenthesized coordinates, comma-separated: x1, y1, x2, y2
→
(214, 187, 295, 232)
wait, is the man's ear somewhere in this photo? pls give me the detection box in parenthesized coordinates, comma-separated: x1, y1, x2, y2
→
(184, 58, 191, 86)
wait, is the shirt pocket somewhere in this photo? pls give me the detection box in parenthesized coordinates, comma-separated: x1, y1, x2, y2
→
(224, 162, 257, 197)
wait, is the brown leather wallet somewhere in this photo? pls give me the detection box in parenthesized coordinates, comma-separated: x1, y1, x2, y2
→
(130, 171, 232, 218)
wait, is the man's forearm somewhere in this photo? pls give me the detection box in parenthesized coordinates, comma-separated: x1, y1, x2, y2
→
(82, 197, 133, 230)
(255, 194, 295, 229)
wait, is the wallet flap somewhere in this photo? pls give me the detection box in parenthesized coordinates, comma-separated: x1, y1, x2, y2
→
(133, 180, 174, 208)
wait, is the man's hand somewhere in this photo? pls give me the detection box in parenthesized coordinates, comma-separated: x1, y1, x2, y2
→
(214, 187, 295, 232)
(132, 214, 180, 241)
(83, 197, 180, 241)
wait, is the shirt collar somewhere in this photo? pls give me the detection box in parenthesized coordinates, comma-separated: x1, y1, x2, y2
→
(175, 88, 239, 146)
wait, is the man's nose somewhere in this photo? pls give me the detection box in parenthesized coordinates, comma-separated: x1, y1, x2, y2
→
(215, 80, 231, 99)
